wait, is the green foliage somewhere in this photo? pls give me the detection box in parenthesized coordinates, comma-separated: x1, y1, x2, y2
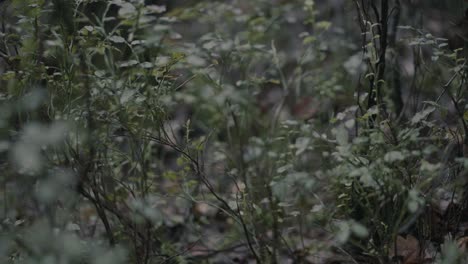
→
(0, 0, 468, 263)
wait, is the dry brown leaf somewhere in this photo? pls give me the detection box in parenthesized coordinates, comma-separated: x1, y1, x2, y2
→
(390, 235, 423, 264)
(457, 236, 468, 252)
(193, 203, 218, 218)
(390, 235, 436, 264)
(187, 244, 210, 257)
(292, 96, 319, 120)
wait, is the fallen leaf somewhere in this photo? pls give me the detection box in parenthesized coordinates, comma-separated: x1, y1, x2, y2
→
(292, 96, 319, 120)
(390, 235, 424, 264)
(193, 203, 218, 218)
(457, 236, 468, 252)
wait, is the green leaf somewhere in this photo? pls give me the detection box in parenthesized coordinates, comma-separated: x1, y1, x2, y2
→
(384, 151, 404, 163)
(335, 125, 348, 146)
(295, 137, 310, 155)
(411, 107, 435, 124)
(120, 89, 136, 104)
(464, 111, 468, 121)
(109, 35, 126, 43)
(336, 221, 351, 243)
(350, 221, 368, 238)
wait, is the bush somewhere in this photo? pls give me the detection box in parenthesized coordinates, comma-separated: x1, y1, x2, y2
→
(1, 0, 468, 263)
